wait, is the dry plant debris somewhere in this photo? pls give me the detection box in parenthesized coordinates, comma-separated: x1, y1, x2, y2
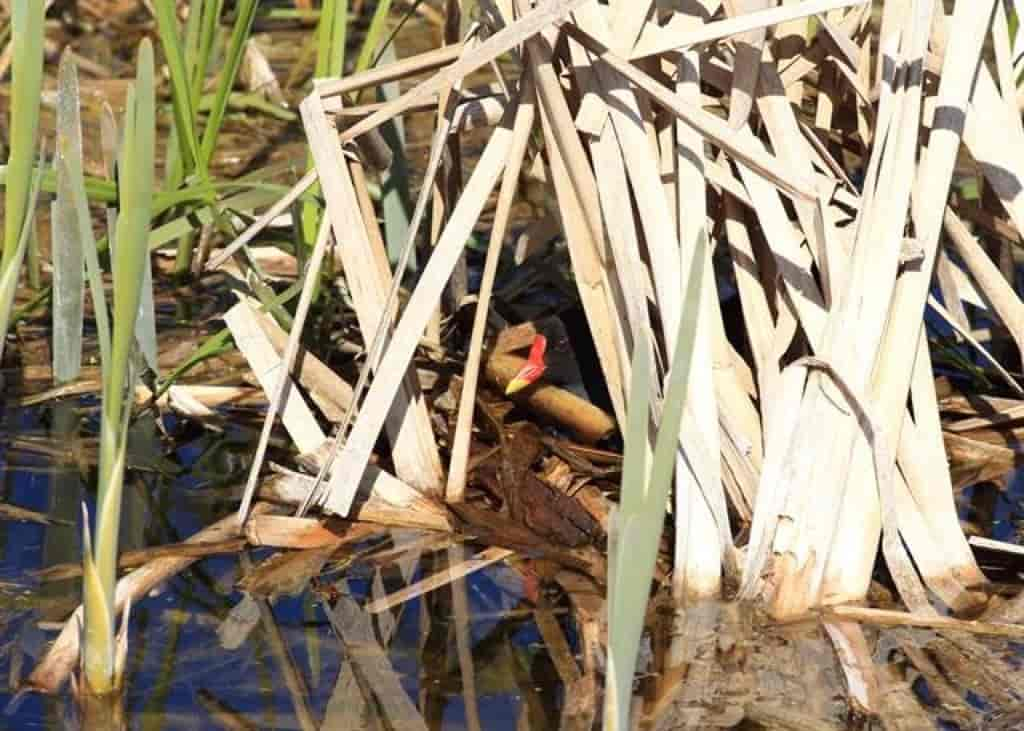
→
(215, 0, 1009, 621)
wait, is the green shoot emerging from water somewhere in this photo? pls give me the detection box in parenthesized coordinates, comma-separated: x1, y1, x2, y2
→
(604, 245, 704, 730)
(82, 39, 156, 697)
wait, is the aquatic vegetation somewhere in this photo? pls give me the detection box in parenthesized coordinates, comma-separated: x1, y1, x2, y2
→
(154, 0, 262, 275)
(0, 0, 45, 361)
(10, 0, 1024, 727)
(605, 249, 704, 730)
(80, 39, 157, 697)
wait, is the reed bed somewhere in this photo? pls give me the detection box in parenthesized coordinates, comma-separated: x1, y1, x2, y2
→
(213, 0, 999, 619)
(212, 0, 1024, 720)
(12, 0, 1024, 725)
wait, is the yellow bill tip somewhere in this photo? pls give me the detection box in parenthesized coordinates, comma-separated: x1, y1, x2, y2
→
(505, 377, 531, 395)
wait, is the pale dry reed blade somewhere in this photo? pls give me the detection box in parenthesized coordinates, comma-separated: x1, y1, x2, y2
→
(904, 334, 986, 592)
(264, 467, 452, 531)
(317, 43, 465, 99)
(877, 0, 998, 421)
(363, 546, 514, 613)
(526, 14, 630, 426)
(958, 57, 1024, 243)
(631, 0, 868, 59)
(562, 22, 816, 202)
(224, 297, 327, 457)
(943, 207, 1024, 356)
(674, 38, 730, 598)
(255, 308, 355, 420)
(320, 102, 519, 517)
(235, 217, 334, 526)
(826, 606, 1024, 640)
(446, 72, 536, 503)
(933, 245, 970, 331)
(570, 34, 651, 357)
(302, 90, 442, 496)
(297, 35, 493, 516)
(754, 53, 839, 306)
(724, 0, 770, 130)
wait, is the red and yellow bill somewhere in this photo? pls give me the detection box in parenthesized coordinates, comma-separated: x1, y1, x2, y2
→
(505, 334, 548, 395)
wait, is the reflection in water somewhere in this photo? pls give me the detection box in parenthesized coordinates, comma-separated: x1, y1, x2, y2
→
(0, 402, 1022, 728)
(0, 400, 568, 728)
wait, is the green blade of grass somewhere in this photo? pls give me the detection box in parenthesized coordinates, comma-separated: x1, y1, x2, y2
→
(377, 43, 413, 269)
(198, 0, 260, 169)
(604, 326, 652, 731)
(91, 43, 156, 696)
(81, 505, 116, 693)
(2, 0, 45, 272)
(153, 0, 201, 175)
(191, 0, 224, 110)
(0, 150, 45, 364)
(650, 250, 706, 503)
(354, 0, 395, 75)
(161, 0, 200, 191)
(196, 90, 298, 121)
(148, 187, 285, 250)
(300, 0, 348, 251)
(604, 244, 705, 731)
(0, 165, 118, 203)
(317, 0, 348, 78)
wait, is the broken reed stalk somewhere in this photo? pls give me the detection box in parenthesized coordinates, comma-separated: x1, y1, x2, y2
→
(484, 352, 616, 443)
(319, 101, 520, 517)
